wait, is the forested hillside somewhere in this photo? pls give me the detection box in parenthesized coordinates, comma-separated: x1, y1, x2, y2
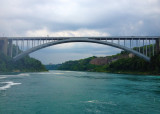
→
(0, 45, 47, 72)
(107, 54, 160, 74)
(0, 52, 47, 72)
(47, 51, 160, 75)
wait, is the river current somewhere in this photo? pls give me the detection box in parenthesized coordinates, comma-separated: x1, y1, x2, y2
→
(0, 70, 160, 114)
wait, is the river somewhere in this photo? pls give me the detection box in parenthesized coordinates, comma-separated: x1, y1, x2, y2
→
(0, 70, 160, 114)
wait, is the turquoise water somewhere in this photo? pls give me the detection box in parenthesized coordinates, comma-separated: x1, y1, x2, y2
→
(0, 70, 160, 114)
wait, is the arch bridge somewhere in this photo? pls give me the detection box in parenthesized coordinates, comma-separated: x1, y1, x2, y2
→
(0, 36, 160, 62)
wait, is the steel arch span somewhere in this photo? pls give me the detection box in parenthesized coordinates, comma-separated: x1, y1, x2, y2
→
(13, 38, 150, 61)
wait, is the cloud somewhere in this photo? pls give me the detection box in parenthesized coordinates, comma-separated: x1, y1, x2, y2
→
(26, 28, 110, 37)
(0, 0, 160, 63)
(26, 28, 110, 52)
(0, 0, 160, 36)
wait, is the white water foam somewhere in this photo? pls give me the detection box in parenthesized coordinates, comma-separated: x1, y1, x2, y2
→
(31, 72, 52, 75)
(53, 73, 64, 75)
(0, 77, 6, 79)
(85, 100, 117, 106)
(31, 72, 64, 75)
(18, 73, 30, 76)
(62, 71, 72, 72)
(62, 71, 86, 74)
(76, 72, 86, 74)
(0, 73, 30, 77)
(87, 100, 96, 103)
(0, 81, 21, 90)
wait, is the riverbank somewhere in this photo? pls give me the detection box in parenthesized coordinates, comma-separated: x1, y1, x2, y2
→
(98, 70, 160, 76)
(52, 69, 160, 76)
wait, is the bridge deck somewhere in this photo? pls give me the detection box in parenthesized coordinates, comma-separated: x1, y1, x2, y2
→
(2, 36, 160, 40)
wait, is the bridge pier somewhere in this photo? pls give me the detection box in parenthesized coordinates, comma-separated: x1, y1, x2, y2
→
(156, 38, 160, 54)
(8, 40, 13, 57)
(0, 38, 8, 56)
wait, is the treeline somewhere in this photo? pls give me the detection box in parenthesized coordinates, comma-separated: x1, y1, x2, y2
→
(107, 53, 160, 74)
(50, 51, 160, 75)
(57, 56, 98, 71)
(108, 44, 160, 74)
(53, 53, 124, 72)
(0, 45, 47, 73)
(133, 44, 155, 57)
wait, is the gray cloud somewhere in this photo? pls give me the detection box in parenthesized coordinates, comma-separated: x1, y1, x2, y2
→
(0, 0, 160, 35)
(0, 0, 160, 63)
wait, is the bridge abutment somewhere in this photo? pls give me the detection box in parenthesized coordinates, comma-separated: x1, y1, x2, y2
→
(0, 38, 8, 56)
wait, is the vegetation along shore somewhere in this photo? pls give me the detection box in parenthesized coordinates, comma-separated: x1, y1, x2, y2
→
(46, 50, 160, 75)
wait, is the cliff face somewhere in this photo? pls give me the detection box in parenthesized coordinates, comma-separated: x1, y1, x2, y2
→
(90, 57, 108, 65)
(90, 54, 129, 65)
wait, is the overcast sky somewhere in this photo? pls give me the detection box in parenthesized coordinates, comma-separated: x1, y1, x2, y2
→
(0, 0, 160, 64)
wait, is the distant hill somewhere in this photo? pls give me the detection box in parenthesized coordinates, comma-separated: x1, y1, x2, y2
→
(47, 50, 160, 75)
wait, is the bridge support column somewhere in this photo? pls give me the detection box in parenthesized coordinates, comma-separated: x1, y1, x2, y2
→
(8, 40, 13, 57)
(0, 38, 8, 56)
(156, 38, 160, 54)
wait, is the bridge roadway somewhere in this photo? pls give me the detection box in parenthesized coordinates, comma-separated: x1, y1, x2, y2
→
(7, 36, 160, 40)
